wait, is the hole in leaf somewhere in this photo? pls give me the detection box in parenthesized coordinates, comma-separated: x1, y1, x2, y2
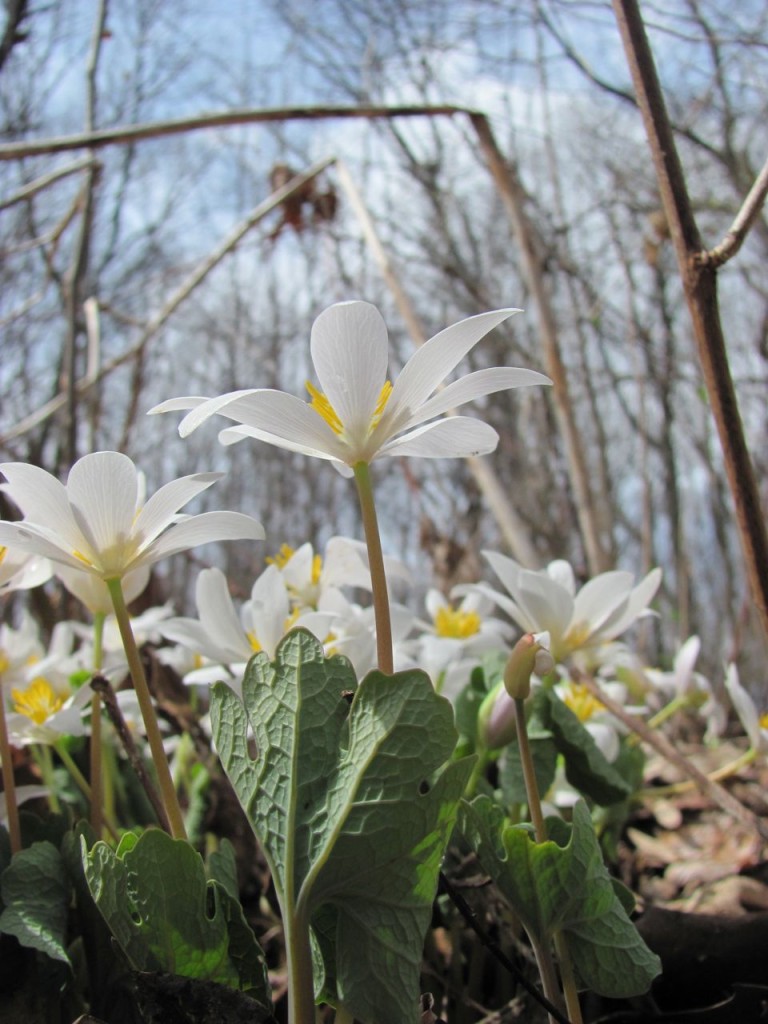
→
(418, 780, 430, 795)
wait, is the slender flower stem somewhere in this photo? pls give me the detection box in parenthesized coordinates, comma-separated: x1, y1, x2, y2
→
(90, 611, 105, 837)
(106, 576, 187, 840)
(36, 744, 61, 813)
(53, 739, 119, 841)
(353, 461, 393, 674)
(0, 696, 21, 853)
(514, 696, 582, 1024)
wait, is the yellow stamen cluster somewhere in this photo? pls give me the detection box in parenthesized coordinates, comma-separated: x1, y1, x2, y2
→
(0, 546, 6, 564)
(310, 554, 322, 585)
(306, 382, 344, 435)
(305, 380, 393, 437)
(12, 679, 65, 725)
(267, 543, 296, 570)
(562, 683, 604, 723)
(759, 712, 768, 730)
(434, 604, 481, 639)
(246, 631, 263, 654)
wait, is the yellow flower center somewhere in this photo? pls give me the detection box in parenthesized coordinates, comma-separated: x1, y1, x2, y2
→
(12, 678, 65, 725)
(562, 683, 604, 723)
(0, 546, 6, 564)
(759, 712, 768, 730)
(0, 650, 9, 674)
(306, 380, 393, 437)
(434, 604, 481, 639)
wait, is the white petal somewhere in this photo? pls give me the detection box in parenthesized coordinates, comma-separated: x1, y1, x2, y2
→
(175, 390, 261, 437)
(0, 462, 85, 553)
(395, 366, 550, 431)
(133, 472, 223, 547)
(547, 560, 576, 595)
(218, 424, 342, 463)
(147, 395, 209, 415)
(208, 390, 345, 460)
(572, 572, 634, 635)
(483, 550, 526, 598)
(0, 522, 96, 574)
(515, 570, 574, 645)
(66, 452, 140, 556)
(195, 568, 252, 659)
(310, 301, 389, 440)
(383, 309, 520, 432)
(674, 635, 701, 687)
(468, 581, 538, 633)
(595, 568, 662, 641)
(142, 511, 264, 566)
(378, 416, 499, 460)
(725, 664, 764, 751)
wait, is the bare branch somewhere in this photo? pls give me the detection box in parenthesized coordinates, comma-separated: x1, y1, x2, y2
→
(0, 158, 337, 447)
(611, 0, 768, 641)
(0, 104, 467, 160)
(0, 157, 98, 211)
(699, 153, 768, 268)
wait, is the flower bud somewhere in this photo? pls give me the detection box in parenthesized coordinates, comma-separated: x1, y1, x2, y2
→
(503, 631, 553, 700)
(477, 681, 518, 750)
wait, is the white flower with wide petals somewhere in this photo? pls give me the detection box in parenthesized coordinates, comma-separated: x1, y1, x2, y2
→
(467, 553, 662, 663)
(0, 451, 264, 580)
(150, 301, 550, 476)
(7, 676, 93, 746)
(407, 589, 512, 699)
(159, 566, 334, 689)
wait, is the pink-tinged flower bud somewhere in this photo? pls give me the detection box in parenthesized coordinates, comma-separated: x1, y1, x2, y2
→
(503, 632, 553, 700)
(477, 681, 518, 750)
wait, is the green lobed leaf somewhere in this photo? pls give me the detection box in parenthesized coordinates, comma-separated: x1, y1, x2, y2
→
(211, 629, 472, 1024)
(461, 797, 660, 997)
(498, 734, 558, 806)
(83, 828, 271, 1012)
(0, 840, 71, 963)
(538, 688, 631, 805)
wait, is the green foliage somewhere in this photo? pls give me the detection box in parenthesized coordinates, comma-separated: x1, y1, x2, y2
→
(211, 628, 472, 1024)
(537, 688, 632, 805)
(0, 840, 71, 964)
(83, 828, 271, 1013)
(454, 651, 506, 755)
(462, 797, 661, 998)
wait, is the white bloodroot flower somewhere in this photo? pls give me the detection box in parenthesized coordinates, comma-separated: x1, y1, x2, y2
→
(150, 301, 550, 475)
(469, 553, 662, 663)
(0, 451, 264, 581)
(158, 565, 334, 689)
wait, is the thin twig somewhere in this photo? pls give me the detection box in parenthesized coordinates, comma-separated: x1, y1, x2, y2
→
(698, 153, 768, 268)
(0, 156, 98, 211)
(438, 872, 574, 1024)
